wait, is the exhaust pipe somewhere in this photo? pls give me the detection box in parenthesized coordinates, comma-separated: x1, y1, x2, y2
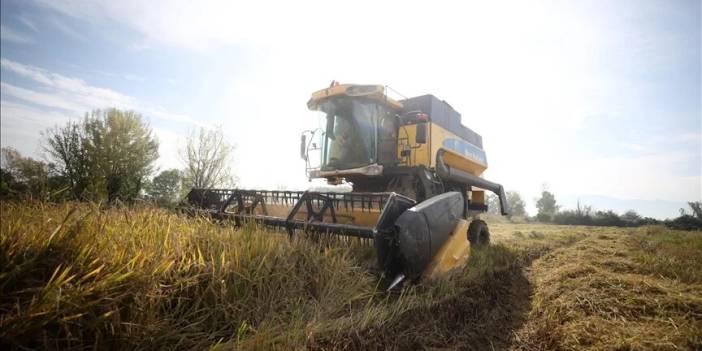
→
(435, 149, 510, 216)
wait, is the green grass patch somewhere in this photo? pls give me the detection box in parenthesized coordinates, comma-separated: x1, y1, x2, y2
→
(632, 226, 702, 284)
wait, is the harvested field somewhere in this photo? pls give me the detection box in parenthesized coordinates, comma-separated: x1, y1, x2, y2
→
(1, 202, 700, 350)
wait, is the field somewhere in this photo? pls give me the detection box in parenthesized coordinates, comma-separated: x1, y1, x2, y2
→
(1, 202, 701, 350)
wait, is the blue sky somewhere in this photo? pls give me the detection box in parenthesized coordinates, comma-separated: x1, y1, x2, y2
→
(0, 0, 700, 218)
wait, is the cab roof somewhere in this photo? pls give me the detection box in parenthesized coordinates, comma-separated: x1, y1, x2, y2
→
(307, 83, 403, 111)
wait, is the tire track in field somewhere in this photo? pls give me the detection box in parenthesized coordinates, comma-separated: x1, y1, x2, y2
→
(311, 233, 587, 350)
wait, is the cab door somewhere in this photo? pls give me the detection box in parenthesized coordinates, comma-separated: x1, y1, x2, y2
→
(377, 110, 399, 166)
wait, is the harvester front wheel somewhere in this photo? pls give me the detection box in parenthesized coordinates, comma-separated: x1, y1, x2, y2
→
(468, 220, 490, 247)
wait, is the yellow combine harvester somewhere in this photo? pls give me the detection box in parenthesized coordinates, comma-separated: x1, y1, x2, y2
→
(182, 82, 509, 287)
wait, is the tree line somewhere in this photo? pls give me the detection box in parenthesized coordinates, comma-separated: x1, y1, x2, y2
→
(1, 108, 234, 208)
(486, 188, 702, 230)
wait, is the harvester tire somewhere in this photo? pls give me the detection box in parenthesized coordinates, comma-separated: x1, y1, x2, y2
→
(468, 220, 490, 247)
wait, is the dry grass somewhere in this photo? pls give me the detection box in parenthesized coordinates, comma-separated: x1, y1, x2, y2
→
(1, 202, 701, 350)
(503, 224, 702, 351)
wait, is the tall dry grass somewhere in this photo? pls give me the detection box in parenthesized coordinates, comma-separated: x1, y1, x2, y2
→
(0, 202, 526, 350)
(0, 201, 376, 349)
(3, 202, 700, 350)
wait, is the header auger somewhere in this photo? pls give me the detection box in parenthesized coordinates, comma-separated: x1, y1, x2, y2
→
(181, 82, 509, 287)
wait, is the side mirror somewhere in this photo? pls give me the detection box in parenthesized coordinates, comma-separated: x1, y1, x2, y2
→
(415, 122, 427, 144)
(300, 134, 307, 160)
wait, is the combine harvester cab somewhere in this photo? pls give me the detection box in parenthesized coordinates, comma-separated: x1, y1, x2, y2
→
(181, 82, 509, 287)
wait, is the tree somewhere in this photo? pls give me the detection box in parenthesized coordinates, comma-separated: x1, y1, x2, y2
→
(43, 121, 90, 199)
(574, 200, 592, 217)
(83, 109, 159, 202)
(668, 201, 702, 230)
(44, 109, 159, 202)
(147, 169, 183, 208)
(687, 201, 702, 219)
(0, 147, 51, 199)
(485, 194, 500, 215)
(181, 127, 235, 189)
(535, 189, 558, 222)
(506, 191, 527, 217)
(0, 168, 20, 198)
(621, 210, 642, 224)
(593, 210, 624, 227)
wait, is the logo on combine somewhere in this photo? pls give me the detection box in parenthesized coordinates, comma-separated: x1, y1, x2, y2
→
(442, 139, 488, 166)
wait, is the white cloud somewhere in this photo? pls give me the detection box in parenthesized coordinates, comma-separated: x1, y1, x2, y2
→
(35, 0, 283, 50)
(1, 58, 135, 108)
(0, 99, 69, 123)
(18, 15, 39, 32)
(0, 24, 33, 44)
(141, 1, 591, 191)
(0, 100, 72, 157)
(48, 16, 86, 41)
(16, 0, 701, 204)
(1, 82, 88, 112)
(1, 58, 200, 125)
(124, 73, 145, 82)
(660, 132, 702, 145)
(152, 128, 186, 171)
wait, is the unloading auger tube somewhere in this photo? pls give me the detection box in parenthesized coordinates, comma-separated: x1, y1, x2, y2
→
(435, 149, 510, 216)
(179, 188, 471, 284)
